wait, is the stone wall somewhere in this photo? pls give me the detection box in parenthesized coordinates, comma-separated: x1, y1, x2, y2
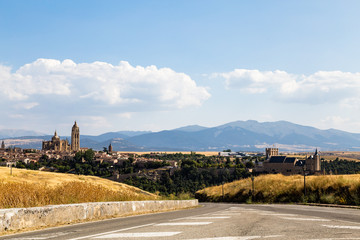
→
(0, 200, 198, 232)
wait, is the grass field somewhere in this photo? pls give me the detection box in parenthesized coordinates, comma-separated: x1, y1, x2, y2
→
(0, 167, 157, 209)
(196, 174, 360, 205)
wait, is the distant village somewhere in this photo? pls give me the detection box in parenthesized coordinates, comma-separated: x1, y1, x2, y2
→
(0, 122, 322, 181)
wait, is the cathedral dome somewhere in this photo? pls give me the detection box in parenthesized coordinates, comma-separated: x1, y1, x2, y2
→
(52, 130, 60, 141)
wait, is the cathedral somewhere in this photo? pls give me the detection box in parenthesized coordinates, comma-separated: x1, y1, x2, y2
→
(42, 121, 80, 152)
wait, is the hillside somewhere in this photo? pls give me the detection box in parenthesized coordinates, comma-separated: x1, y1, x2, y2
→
(195, 174, 360, 205)
(2, 120, 360, 151)
(128, 120, 360, 151)
(0, 167, 157, 208)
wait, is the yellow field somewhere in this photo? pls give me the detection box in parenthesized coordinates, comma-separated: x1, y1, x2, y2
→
(0, 167, 157, 208)
(196, 174, 360, 205)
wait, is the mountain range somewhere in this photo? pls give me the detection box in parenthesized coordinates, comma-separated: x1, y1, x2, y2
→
(1, 120, 360, 152)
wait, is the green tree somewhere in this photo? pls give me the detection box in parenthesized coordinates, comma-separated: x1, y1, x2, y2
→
(84, 149, 95, 163)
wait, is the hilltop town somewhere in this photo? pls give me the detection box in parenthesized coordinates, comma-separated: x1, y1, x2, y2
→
(1, 121, 360, 197)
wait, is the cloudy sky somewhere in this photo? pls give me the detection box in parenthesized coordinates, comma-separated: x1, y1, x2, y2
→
(1, 0, 360, 135)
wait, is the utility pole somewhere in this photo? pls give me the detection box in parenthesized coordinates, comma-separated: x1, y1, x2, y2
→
(303, 163, 307, 197)
(251, 174, 255, 201)
(222, 182, 224, 201)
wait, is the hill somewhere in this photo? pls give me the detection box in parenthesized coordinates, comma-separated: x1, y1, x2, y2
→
(195, 174, 360, 205)
(0, 167, 157, 208)
(0, 129, 44, 139)
(2, 120, 360, 151)
(128, 120, 360, 151)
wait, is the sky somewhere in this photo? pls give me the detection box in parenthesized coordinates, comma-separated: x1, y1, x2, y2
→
(1, 0, 360, 135)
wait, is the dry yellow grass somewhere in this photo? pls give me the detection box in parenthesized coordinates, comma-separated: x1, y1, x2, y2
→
(0, 167, 157, 209)
(196, 174, 360, 205)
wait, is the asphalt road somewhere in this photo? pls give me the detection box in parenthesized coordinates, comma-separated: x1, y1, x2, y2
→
(2, 203, 360, 240)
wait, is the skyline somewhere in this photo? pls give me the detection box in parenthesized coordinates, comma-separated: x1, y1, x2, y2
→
(1, 1, 360, 135)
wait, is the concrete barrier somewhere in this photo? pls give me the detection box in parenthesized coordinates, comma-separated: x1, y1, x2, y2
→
(0, 200, 198, 232)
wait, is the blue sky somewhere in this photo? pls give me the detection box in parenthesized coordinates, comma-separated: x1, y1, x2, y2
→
(1, 0, 360, 135)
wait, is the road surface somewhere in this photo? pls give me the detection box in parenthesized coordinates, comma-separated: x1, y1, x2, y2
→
(2, 203, 360, 240)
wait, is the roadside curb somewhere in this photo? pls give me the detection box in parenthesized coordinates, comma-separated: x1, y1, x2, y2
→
(0, 200, 198, 233)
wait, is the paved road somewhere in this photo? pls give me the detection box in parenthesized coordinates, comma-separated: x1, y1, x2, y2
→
(2, 203, 360, 240)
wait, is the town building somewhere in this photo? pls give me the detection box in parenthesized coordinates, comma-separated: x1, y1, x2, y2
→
(42, 121, 80, 152)
(265, 148, 279, 159)
(256, 148, 321, 176)
(42, 131, 70, 152)
(1, 141, 5, 149)
(71, 121, 80, 151)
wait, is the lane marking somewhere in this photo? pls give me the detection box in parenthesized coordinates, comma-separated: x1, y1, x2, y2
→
(92, 232, 181, 238)
(187, 216, 231, 219)
(11, 231, 72, 240)
(212, 213, 242, 215)
(281, 217, 330, 221)
(260, 205, 360, 217)
(68, 223, 154, 240)
(11, 238, 48, 240)
(307, 238, 360, 240)
(259, 213, 298, 216)
(322, 225, 360, 230)
(188, 235, 283, 240)
(188, 237, 260, 240)
(156, 222, 212, 226)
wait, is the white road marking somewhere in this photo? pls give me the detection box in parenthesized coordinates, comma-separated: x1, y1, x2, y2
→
(68, 223, 154, 240)
(188, 237, 260, 240)
(322, 225, 360, 230)
(188, 235, 283, 240)
(281, 217, 330, 221)
(92, 232, 181, 238)
(259, 213, 298, 216)
(12, 231, 72, 239)
(212, 213, 242, 215)
(156, 222, 212, 226)
(188, 216, 231, 219)
(11, 238, 48, 240)
(307, 238, 360, 240)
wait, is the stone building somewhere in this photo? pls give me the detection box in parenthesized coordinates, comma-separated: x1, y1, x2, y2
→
(306, 148, 321, 174)
(71, 121, 80, 151)
(42, 121, 80, 152)
(1, 141, 5, 149)
(108, 143, 113, 153)
(265, 148, 279, 159)
(42, 131, 70, 152)
(258, 149, 321, 176)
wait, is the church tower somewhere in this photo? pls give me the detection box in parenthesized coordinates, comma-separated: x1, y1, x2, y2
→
(108, 143, 113, 153)
(314, 148, 321, 173)
(1, 141, 5, 149)
(71, 121, 80, 152)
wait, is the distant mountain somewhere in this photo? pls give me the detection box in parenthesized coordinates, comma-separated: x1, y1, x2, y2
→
(0, 129, 44, 139)
(81, 131, 152, 142)
(3, 121, 360, 152)
(174, 125, 208, 132)
(128, 120, 360, 152)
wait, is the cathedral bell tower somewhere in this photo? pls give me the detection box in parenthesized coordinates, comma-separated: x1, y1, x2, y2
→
(71, 121, 80, 152)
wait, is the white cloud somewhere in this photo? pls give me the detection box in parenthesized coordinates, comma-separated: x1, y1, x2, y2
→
(117, 112, 133, 119)
(79, 116, 112, 129)
(9, 114, 24, 119)
(321, 116, 349, 126)
(217, 69, 360, 104)
(14, 102, 39, 110)
(0, 58, 210, 109)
